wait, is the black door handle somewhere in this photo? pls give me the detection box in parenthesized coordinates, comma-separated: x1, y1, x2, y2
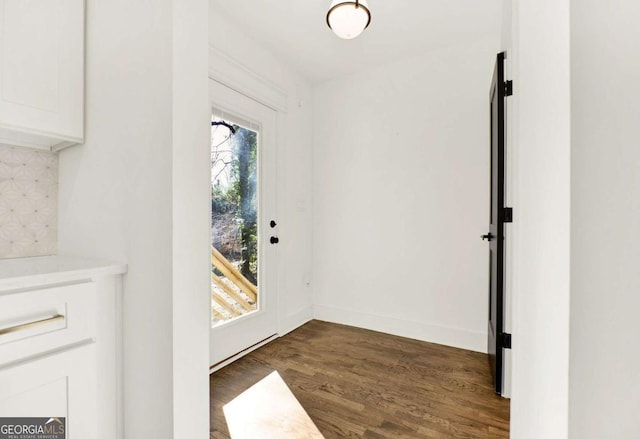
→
(270, 220, 277, 228)
(270, 236, 279, 244)
(481, 233, 494, 241)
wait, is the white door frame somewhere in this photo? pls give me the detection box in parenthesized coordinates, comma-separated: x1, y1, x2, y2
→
(209, 79, 278, 367)
(208, 45, 290, 369)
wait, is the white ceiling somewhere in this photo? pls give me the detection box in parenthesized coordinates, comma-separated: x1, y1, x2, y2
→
(210, 0, 503, 83)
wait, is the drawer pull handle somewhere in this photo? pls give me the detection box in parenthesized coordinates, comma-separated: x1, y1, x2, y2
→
(0, 314, 65, 336)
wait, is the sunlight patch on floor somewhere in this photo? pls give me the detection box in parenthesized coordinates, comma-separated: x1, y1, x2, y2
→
(223, 371, 324, 439)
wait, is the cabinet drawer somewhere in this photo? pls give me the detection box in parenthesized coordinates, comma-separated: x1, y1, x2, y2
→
(0, 282, 96, 365)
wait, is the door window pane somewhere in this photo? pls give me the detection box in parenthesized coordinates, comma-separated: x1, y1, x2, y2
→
(211, 115, 259, 326)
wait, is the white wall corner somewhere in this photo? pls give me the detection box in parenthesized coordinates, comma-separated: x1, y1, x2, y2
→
(278, 306, 314, 337)
(172, 0, 210, 438)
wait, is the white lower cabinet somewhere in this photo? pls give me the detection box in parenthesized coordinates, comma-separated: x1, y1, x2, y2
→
(0, 256, 126, 439)
(0, 343, 96, 438)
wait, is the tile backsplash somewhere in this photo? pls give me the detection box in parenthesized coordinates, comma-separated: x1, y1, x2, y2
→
(0, 145, 57, 259)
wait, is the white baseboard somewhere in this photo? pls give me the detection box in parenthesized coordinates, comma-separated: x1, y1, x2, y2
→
(278, 306, 314, 337)
(313, 304, 487, 353)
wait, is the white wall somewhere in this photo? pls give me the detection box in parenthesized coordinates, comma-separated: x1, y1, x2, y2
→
(508, 0, 572, 437)
(172, 0, 211, 437)
(209, 8, 315, 335)
(59, 0, 210, 437)
(312, 39, 499, 353)
(570, 1, 640, 437)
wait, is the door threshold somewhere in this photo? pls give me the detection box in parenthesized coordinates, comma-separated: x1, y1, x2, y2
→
(209, 333, 278, 374)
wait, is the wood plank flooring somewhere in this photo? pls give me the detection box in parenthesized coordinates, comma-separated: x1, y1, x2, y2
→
(210, 320, 510, 439)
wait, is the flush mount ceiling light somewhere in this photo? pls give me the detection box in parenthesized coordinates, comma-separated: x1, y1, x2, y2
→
(326, 0, 371, 40)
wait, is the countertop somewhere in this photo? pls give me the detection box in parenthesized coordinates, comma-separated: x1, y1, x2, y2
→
(0, 255, 127, 289)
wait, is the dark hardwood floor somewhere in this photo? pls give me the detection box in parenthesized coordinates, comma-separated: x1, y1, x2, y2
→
(210, 320, 510, 438)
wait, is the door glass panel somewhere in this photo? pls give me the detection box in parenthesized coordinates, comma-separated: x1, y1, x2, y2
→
(211, 113, 259, 327)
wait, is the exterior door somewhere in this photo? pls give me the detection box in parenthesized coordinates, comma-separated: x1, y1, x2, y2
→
(485, 52, 508, 395)
(209, 79, 278, 368)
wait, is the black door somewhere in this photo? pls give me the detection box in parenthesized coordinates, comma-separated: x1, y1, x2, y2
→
(485, 52, 508, 395)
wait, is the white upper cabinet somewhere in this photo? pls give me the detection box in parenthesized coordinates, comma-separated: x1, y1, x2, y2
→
(0, 0, 84, 152)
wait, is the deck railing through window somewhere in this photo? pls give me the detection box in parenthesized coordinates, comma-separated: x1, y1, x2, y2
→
(211, 245, 257, 324)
